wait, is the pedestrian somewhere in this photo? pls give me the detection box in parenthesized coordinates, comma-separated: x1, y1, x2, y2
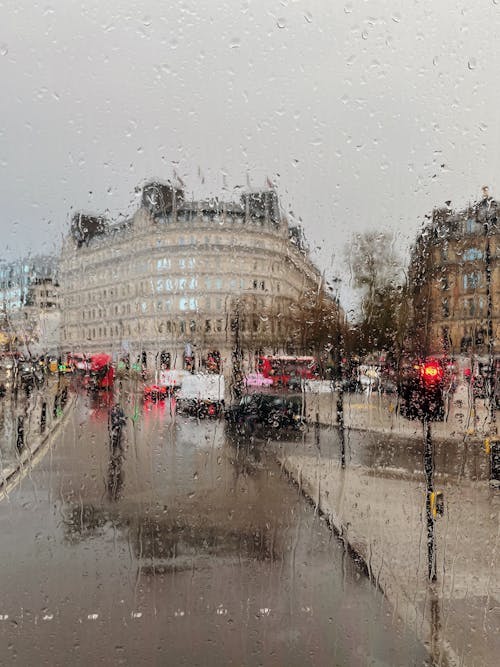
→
(170, 393, 177, 418)
(109, 403, 126, 450)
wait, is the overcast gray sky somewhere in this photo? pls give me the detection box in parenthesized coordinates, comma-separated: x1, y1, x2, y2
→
(1, 0, 500, 312)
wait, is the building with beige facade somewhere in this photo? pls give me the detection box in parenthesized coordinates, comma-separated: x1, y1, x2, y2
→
(409, 193, 499, 359)
(0, 255, 60, 355)
(59, 183, 336, 375)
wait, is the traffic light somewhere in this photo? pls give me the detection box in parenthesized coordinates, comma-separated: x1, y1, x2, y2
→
(417, 359, 445, 421)
(419, 359, 444, 386)
(399, 358, 445, 421)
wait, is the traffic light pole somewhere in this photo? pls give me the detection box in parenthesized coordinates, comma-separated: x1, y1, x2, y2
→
(337, 384, 346, 469)
(423, 417, 437, 582)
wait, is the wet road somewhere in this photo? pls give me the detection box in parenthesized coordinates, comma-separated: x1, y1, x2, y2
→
(0, 390, 430, 666)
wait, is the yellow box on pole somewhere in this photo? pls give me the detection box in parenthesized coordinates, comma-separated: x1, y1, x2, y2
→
(430, 491, 444, 518)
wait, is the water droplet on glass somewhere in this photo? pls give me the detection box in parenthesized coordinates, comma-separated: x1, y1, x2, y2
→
(344, 3, 353, 13)
(0, 44, 8, 56)
(230, 38, 240, 49)
(468, 58, 476, 70)
(304, 12, 312, 23)
(392, 14, 401, 23)
(276, 18, 286, 29)
(361, 30, 368, 40)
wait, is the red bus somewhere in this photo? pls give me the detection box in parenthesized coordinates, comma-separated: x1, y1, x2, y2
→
(88, 353, 114, 390)
(257, 355, 319, 387)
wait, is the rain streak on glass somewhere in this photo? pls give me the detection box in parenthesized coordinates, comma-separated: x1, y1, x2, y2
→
(0, 1, 498, 665)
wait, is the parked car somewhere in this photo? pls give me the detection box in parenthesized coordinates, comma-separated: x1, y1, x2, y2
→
(358, 365, 380, 391)
(68, 353, 89, 374)
(225, 392, 305, 436)
(0, 353, 20, 373)
(19, 359, 44, 389)
(144, 384, 167, 401)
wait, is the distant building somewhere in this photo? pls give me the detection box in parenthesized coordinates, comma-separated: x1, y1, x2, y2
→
(59, 182, 338, 374)
(0, 255, 60, 355)
(409, 193, 499, 358)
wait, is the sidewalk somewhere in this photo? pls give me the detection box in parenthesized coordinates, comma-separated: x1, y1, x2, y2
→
(306, 382, 497, 443)
(274, 436, 500, 667)
(0, 375, 75, 494)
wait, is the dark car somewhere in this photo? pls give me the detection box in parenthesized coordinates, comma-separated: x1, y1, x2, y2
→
(19, 360, 44, 389)
(225, 392, 305, 436)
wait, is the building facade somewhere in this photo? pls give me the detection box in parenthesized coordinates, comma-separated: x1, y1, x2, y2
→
(59, 183, 334, 374)
(409, 194, 499, 359)
(0, 255, 60, 355)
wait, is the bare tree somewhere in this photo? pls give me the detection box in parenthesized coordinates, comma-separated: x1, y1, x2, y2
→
(346, 231, 407, 359)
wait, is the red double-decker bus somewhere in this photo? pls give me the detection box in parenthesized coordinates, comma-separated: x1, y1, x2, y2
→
(257, 355, 319, 387)
(88, 353, 114, 390)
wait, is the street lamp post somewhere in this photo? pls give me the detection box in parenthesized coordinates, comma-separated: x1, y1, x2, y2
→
(330, 277, 346, 469)
(227, 296, 244, 401)
(481, 193, 497, 436)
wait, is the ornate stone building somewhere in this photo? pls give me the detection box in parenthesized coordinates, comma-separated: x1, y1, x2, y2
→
(0, 255, 60, 355)
(409, 193, 499, 359)
(59, 183, 336, 374)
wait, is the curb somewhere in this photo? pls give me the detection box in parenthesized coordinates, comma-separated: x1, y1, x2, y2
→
(315, 419, 487, 446)
(0, 392, 77, 495)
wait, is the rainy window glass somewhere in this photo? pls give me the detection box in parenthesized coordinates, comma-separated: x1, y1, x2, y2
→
(1, 1, 499, 665)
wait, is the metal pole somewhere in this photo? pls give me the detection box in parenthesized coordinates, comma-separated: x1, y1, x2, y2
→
(423, 417, 437, 582)
(231, 299, 243, 401)
(483, 209, 497, 436)
(336, 306, 346, 469)
(337, 386, 345, 469)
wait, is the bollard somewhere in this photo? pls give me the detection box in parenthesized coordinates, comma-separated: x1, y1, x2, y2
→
(40, 401, 47, 434)
(16, 416, 25, 452)
(489, 437, 500, 486)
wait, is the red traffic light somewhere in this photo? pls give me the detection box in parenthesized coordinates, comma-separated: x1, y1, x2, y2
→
(419, 359, 444, 385)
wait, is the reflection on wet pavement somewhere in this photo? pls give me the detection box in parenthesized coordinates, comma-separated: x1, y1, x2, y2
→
(0, 391, 429, 666)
